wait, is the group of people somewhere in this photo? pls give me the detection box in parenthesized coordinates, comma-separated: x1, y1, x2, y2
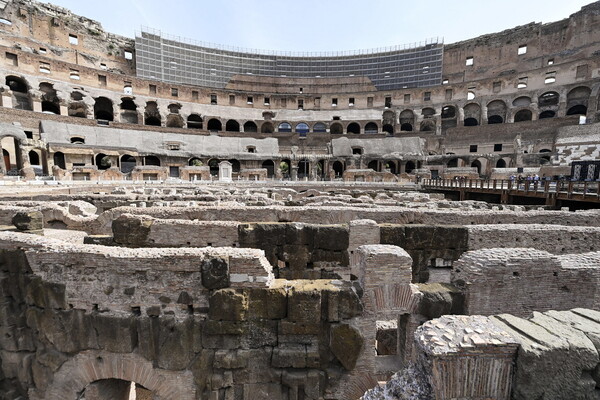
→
(509, 174, 544, 182)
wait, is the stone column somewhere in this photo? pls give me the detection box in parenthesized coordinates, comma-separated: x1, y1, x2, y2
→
(0, 141, 6, 175)
(291, 165, 298, 181)
(32, 99, 42, 113)
(18, 140, 35, 179)
(1, 91, 12, 108)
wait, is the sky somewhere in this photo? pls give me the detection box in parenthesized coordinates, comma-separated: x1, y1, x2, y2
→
(44, 0, 594, 52)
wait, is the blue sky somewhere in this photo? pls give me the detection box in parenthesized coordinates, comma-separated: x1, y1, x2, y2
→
(46, 0, 594, 51)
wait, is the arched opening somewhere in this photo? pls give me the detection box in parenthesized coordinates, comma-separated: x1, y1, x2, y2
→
(69, 91, 87, 118)
(313, 122, 327, 133)
(332, 161, 344, 178)
(2, 149, 9, 172)
(298, 159, 310, 178)
(168, 104, 181, 114)
(28, 150, 40, 165)
(120, 155, 136, 173)
(228, 159, 240, 173)
(187, 114, 203, 129)
(441, 105, 456, 119)
(539, 91, 559, 107)
(512, 96, 532, 107)
(400, 123, 413, 132)
(208, 158, 220, 176)
(471, 160, 482, 175)
(95, 153, 111, 170)
(53, 152, 66, 169)
(80, 378, 153, 400)
(262, 160, 275, 178)
(144, 156, 160, 166)
(539, 110, 556, 119)
(422, 108, 436, 118)
(385, 161, 397, 174)
(405, 161, 416, 174)
(119, 98, 138, 124)
(566, 105, 587, 116)
(464, 118, 479, 126)
(514, 109, 533, 122)
(295, 122, 309, 137)
(243, 121, 258, 133)
(420, 120, 435, 132)
(70, 137, 85, 144)
(447, 158, 458, 168)
(6, 76, 32, 111)
(41, 101, 60, 114)
(566, 86, 591, 115)
(496, 159, 507, 168)
(347, 122, 360, 134)
(94, 97, 114, 121)
(261, 122, 274, 133)
(400, 110, 415, 131)
(39, 82, 61, 114)
(368, 160, 379, 172)
(382, 124, 394, 135)
(278, 122, 292, 133)
(207, 119, 222, 131)
(280, 159, 291, 178)
(330, 122, 343, 134)
(188, 157, 203, 166)
(144, 101, 161, 126)
(463, 103, 481, 126)
(364, 122, 378, 134)
(166, 112, 184, 128)
(488, 115, 503, 124)
(486, 100, 507, 124)
(226, 120, 240, 132)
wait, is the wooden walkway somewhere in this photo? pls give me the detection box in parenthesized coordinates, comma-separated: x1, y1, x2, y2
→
(421, 179, 600, 206)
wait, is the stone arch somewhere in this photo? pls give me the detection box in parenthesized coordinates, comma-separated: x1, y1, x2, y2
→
(486, 100, 507, 124)
(399, 110, 415, 131)
(262, 160, 275, 177)
(295, 122, 310, 134)
(441, 105, 456, 119)
(187, 114, 203, 129)
(420, 119, 436, 132)
(421, 107, 436, 118)
(28, 150, 40, 166)
(382, 124, 394, 135)
(207, 119, 222, 131)
(261, 121, 274, 133)
(278, 122, 292, 133)
(53, 151, 66, 169)
(94, 97, 114, 121)
(347, 122, 360, 134)
(5, 75, 32, 110)
(512, 96, 532, 108)
(119, 97, 138, 124)
(471, 159, 482, 175)
(166, 113, 184, 128)
(243, 121, 258, 133)
(69, 91, 88, 118)
(226, 119, 240, 132)
(463, 103, 481, 126)
(566, 86, 591, 115)
(514, 109, 533, 122)
(144, 155, 160, 166)
(496, 159, 507, 168)
(330, 122, 343, 134)
(539, 91, 559, 107)
(120, 154, 136, 173)
(313, 122, 327, 133)
(364, 122, 378, 134)
(144, 101, 161, 126)
(41, 351, 195, 400)
(39, 82, 61, 114)
(332, 160, 344, 177)
(539, 110, 556, 119)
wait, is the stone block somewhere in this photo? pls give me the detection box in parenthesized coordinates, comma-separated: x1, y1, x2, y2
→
(112, 214, 153, 246)
(288, 287, 321, 324)
(209, 289, 248, 321)
(12, 211, 43, 231)
(202, 257, 230, 290)
(330, 324, 363, 370)
(272, 344, 307, 368)
(247, 288, 287, 320)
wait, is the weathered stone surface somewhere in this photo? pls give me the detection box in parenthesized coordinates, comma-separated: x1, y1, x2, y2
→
(83, 235, 115, 246)
(201, 257, 230, 290)
(247, 288, 287, 320)
(111, 214, 153, 245)
(415, 283, 463, 318)
(288, 286, 321, 324)
(330, 324, 363, 370)
(12, 211, 43, 231)
(209, 289, 248, 321)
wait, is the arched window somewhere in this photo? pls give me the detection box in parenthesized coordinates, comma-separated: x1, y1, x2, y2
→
(496, 159, 507, 168)
(368, 160, 378, 171)
(566, 105, 587, 116)
(28, 150, 40, 166)
(243, 121, 258, 133)
(330, 122, 343, 134)
(41, 101, 60, 114)
(400, 110, 415, 131)
(463, 103, 481, 126)
(168, 104, 181, 114)
(471, 160, 482, 175)
(486, 100, 507, 124)
(512, 96, 531, 107)
(420, 120, 435, 132)
(539, 110, 556, 119)
(298, 159, 310, 178)
(261, 160, 275, 178)
(295, 122, 309, 133)
(188, 157, 203, 166)
(441, 106, 456, 119)
(228, 159, 240, 173)
(464, 118, 479, 126)
(364, 122, 378, 134)
(514, 109, 532, 122)
(278, 122, 292, 132)
(144, 101, 160, 126)
(488, 115, 503, 124)
(144, 156, 160, 166)
(347, 122, 360, 134)
(207, 119, 222, 131)
(538, 92, 559, 107)
(447, 158, 458, 168)
(95, 153, 111, 170)
(94, 97, 114, 121)
(332, 161, 344, 177)
(400, 123, 413, 132)
(53, 152, 66, 169)
(313, 122, 327, 133)
(120, 155, 136, 173)
(405, 161, 416, 173)
(187, 114, 203, 129)
(261, 122, 274, 133)
(226, 120, 240, 132)
(70, 137, 85, 144)
(120, 98, 137, 110)
(382, 124, 394, 135)
(6, 76, 28, 93)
